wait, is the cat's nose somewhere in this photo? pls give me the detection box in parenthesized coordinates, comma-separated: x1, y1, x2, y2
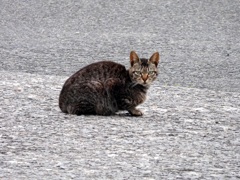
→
(142, 74, 148, 82)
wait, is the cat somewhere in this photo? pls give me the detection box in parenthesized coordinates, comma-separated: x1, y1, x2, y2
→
(59, 51, 159, 116)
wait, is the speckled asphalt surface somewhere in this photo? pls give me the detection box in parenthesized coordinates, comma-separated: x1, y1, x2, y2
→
(0, 0, 240, 179)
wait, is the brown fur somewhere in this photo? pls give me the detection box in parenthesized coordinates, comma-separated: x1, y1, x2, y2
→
(59, 51, 160, 116)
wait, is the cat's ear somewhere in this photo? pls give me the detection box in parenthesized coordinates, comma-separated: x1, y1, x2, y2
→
(130, 51, 140, 66)
(149, 52, 160, 66)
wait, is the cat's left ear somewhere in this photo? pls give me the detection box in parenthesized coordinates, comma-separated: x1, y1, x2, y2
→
(149, 52, 160, 66)
(130, 51, 140, 66)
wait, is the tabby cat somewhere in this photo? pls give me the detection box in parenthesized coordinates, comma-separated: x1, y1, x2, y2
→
(59, 51, 159, 116)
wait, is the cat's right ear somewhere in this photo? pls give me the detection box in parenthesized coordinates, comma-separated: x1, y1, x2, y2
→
(149, 52, 160, 66)
(130, 51, 139, 66)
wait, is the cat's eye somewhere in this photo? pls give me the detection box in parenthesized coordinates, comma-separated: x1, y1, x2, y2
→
(134, 71, 141, 75)
(148, 71, 156, 75)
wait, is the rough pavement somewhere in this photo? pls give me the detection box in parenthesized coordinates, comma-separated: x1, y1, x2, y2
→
(0, 0, 240, 179)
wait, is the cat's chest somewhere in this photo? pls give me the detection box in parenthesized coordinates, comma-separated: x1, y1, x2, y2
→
(116, 86, 147, 106)
(132, 89, 146, 104)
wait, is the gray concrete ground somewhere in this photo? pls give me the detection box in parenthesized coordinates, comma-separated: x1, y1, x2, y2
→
(0, 0, 240, 179)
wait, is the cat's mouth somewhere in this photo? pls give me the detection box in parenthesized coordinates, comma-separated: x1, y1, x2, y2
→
(142, 81, 150, 87)
(142, 79, 150, 85)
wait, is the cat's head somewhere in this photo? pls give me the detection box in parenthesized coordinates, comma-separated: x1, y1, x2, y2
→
(129, 51, 159, 87)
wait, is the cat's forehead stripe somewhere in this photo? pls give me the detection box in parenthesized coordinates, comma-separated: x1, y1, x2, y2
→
(140, 58, 148, 66)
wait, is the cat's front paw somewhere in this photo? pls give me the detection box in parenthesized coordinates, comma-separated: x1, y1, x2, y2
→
(128, 108, 143, 116)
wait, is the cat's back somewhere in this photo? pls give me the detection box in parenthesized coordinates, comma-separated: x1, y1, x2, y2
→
(64, 61, 127, 85)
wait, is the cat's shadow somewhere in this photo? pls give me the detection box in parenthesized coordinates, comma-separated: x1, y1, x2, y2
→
(74, 112, 143, 118)
(116, 112, 144, 118)
(116, 112, 132, 117)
